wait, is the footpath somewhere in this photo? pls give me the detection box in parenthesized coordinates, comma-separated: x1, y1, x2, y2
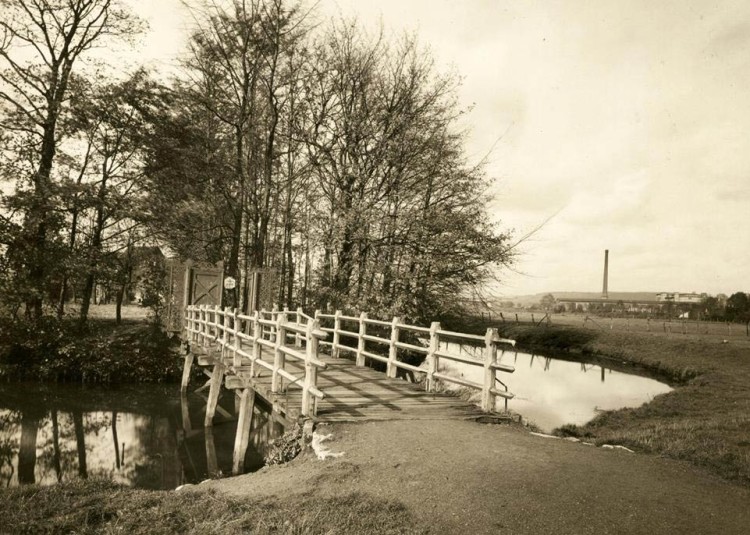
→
(204, 419, 750, 535)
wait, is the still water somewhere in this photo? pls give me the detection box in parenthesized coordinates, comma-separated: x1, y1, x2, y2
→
(434, 341, 672, 433)
(0, 384, 280, 489)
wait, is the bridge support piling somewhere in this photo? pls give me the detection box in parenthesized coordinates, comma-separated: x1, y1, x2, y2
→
(232, 388, 256, 475)
(204, 361, 225, 426)
(180, 345, 194, 393)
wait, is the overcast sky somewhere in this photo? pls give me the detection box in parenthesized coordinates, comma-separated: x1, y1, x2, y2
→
(133, 0, 749, 297)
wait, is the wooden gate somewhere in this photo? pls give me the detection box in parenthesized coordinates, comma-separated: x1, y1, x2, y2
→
(164, 260, 225, 334)
(185, 262, 224, 307)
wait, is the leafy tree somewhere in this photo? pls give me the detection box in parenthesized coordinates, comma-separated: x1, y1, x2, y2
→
(725, 292, 749, 323)
(0, 0, 142, 320)
(540, 294, 556, 311)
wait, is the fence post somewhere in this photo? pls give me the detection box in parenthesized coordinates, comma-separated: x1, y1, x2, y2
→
(232, 308, 241, 367)
(387, 316, 401, 378)
(482, 328, 498, 412)
(295, 307, 304, 347)
(200, 305, 207, 347)
(221, 307, 230, 358)
(251, 310, 260, 377)
(356, 312, 368, 367)
(301, 318, 321, 417)
(333, 310, 342, 358)
(426, 322, 441, 392)
(272, 311, 287, 393)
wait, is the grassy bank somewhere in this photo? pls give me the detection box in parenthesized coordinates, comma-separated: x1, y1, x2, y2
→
(0, 317, 183, 384)
(448, 315, 750, 486)
(0, 479, 422, 535)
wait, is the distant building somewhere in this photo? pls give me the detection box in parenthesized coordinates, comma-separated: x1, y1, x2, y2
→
(656, 292, 706, 304)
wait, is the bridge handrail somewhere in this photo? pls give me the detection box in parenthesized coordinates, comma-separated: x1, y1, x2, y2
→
(184, 304, 328, 417)
(185, 304, 518, 414)
(312, 309, 518, 412)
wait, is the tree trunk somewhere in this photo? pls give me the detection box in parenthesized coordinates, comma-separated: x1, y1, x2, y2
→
(80, 158, 109, 324)
(18, 410, 41, 485)
(73, 411, 88, 479)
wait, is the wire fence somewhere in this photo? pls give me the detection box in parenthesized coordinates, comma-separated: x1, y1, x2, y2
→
(483, 311, 750, 339)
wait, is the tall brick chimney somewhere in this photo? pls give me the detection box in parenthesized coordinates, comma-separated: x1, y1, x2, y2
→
(602, 249, 609, 299)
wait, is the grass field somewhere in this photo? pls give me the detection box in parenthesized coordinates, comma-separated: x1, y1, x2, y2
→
(485, 310, 750, 341)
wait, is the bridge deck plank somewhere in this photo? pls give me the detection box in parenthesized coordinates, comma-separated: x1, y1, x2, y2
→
(190, 342, 485, 422)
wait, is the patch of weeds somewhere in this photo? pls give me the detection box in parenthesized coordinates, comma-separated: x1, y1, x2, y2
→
(265, 423, 303, 465)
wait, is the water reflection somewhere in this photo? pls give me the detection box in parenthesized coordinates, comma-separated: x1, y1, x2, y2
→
(435, 341, 672, 433)
(0, 384, 278, 489)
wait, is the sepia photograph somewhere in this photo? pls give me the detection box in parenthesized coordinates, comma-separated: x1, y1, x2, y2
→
(1, 1, 748, 533)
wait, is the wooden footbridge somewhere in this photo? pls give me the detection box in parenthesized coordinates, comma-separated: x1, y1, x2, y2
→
(180, 305, 516, 474)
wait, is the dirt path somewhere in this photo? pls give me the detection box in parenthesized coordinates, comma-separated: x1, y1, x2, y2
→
(203, 420, 750, 534)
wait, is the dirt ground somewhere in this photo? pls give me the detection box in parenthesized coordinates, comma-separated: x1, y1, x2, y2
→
(201, 419, 750, 535)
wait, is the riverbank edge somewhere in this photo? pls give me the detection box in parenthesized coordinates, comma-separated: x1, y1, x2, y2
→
(0, 318, 185, 384)
(486, 322, 750, 486)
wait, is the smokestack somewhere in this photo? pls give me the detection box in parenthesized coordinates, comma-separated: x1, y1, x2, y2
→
(602, 249, 609, 299)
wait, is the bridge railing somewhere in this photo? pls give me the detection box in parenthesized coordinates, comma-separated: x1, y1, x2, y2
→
(315, 310, 517, 412)
(184, 304, 328, 417)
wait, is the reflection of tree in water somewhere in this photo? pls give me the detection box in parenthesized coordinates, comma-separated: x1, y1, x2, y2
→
(1, 387, 279, 489)
(0, 410, 21, 487)
(34, 411, 115, 484)
(126, 414, 180, 489)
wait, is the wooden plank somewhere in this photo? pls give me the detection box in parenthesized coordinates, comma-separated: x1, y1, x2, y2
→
(204, 362, 225, 427)
(232, 388, 255, 475)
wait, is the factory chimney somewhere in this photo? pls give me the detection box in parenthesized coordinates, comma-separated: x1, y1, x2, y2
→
(602, 249, 609, 299)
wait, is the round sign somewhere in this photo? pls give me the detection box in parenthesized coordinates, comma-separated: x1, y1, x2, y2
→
(224, 276, 236, 290)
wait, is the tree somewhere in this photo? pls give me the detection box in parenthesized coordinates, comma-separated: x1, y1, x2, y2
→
(0, 0, 141, 319)
(540, 294, 556, 311)
(725, 292, 749, 323)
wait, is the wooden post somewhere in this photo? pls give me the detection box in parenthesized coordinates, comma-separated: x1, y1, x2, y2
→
(387, 316, 401, 378)
(481, 328, 498, 412)
(221, 307, 230, 360)
(204, 360, 225, 426)
(252, 310, 260, 377)
(356, 312, 367, 367)
(200, 305, 207, 347)
(272, 312, 287, 393)
(232, 388, 256, 475)
(426, 322, 441, 392)
(295, 307, 304, 347)
(515, 313, 519, 324)
(301, 318, 320, 417)
(180, 346, 194, 393)
(233, 308, 241, 367)
(204, 427, 218, 477)
(333, 310, 342, 358)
